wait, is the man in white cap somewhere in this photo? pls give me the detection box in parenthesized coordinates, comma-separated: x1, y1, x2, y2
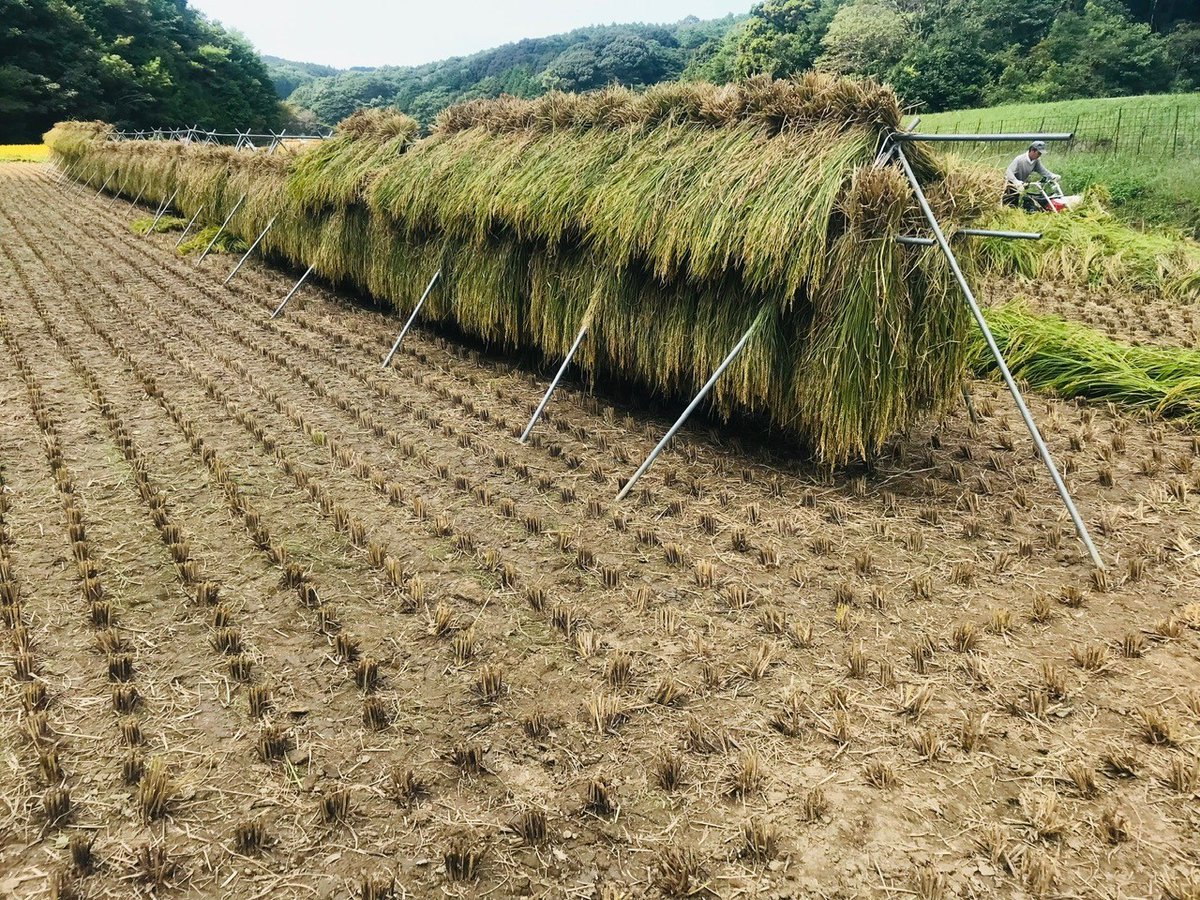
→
(1002, 140, 1060, 210)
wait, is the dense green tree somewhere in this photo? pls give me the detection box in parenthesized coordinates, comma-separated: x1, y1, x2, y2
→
(1164, 23, 1200, 89)
(889, 19, 996, 111)
(1000, 0, 1173, 101)
(729, 0, 842, 78)
(0, 0, 104, 139)
(0, 0, 281, 141)
(541, 46, 602, 91)
(815, 0, 911, 78)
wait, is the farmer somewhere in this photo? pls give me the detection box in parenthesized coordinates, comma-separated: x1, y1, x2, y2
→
(1002, 140, 1060, 211)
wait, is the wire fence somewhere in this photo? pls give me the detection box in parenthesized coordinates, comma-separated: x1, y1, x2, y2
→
(109, 127, 332, 152)
(927, 107, 1200, 158)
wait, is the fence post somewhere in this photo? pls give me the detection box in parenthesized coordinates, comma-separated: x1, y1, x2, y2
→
(1113, 109, 1122, 156)
(1173, 107, 1181, 158)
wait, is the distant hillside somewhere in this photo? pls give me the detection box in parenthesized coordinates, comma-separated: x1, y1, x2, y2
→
(279, 16, 743, 126)
(276, 0, 1198, 130)
(262, 55, 341, 99)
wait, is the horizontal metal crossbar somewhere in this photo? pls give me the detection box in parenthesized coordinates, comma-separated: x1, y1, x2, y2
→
(895, 132, 1074, 143)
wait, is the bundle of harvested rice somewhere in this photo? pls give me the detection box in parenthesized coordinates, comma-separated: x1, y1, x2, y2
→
(47, 74, 991, 463)
(974, 302, 1200, 424)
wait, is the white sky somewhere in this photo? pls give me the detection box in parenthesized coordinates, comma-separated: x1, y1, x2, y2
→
(188, 0, 751, 70)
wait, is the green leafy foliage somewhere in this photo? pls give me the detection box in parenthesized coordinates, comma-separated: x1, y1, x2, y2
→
(816, 1, 910, 79)
(0, 0, 282, 142)
(995, 1, 1174, 103)
(261, 55, 340, 99)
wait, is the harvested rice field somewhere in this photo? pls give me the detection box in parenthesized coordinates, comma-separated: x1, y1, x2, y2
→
(1, 161, 1199, 898)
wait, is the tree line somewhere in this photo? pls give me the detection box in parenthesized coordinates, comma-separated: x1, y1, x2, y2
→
(0, 0, 281, 142)
(3, 0, 1196, 144)
(278, 0, 1198, 127)
(282, 17, 739, 127)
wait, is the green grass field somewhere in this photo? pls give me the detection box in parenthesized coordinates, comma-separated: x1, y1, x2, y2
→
(921, 93, 1200, 162)
(924, 94, 1200, 235)
(0, 144, 50, 162)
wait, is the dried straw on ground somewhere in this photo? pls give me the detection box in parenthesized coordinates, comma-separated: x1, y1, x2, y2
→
(48, 75, 990, 462)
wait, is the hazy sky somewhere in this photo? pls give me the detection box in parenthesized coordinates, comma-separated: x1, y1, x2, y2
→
(188, 1, 751, 70)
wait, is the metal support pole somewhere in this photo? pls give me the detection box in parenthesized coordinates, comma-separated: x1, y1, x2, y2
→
(894, 143, 1103, 569)
(272, 264, 315, 318)
(519, 324, 589, 443)
(958, 228, 1042, 240)
(381, 270, 441, 368)
(897, 229, 1043, 246)
(129, 185, 146, 208)
(108, 174, 128, 205)
(175, 204, 206, 249)
(196, 194, 246, 266)
(615, 317, 761, 503)
(896, 132, 1073, 143)
(224, 216, 277, 285)
(147, 188, 179, 233)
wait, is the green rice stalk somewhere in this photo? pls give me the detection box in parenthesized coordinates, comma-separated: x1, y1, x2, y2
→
(972, 302, 1200, 424)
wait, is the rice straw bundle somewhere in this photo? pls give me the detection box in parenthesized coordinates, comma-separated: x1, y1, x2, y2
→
(47, 74, 984, 462)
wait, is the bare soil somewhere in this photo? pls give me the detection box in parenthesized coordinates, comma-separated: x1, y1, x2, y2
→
(1, 162, 1198, 899)
(983, 277, 1200, 350)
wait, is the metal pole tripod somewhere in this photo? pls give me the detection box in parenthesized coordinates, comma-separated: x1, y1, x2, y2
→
(893, 143, 1103, 569)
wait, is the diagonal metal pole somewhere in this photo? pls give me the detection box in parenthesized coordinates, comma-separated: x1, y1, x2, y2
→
(147, 188, 179, 233)
(224, 216, 277, 285)
(272, 264, 315, 319)
(175, 204, 206, 249)
(616, 316, 762, 503)
(196, 194, 246, 266)
(894, 142, 1103, 569)
(128, 184, 146, 208)
(381, 270, 441, 368)
(520, 323, 589, 443)
(107, 173, 127, 205)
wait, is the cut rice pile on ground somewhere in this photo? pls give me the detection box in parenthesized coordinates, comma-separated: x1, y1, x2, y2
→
(49, 78, 994, 463)
(975, 302, 1200, 425)
(175, 225, 247, 256)
(131, 215, 186, 235)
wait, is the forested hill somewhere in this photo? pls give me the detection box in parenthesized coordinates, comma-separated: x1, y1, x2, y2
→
(261, 55, 341, 100)
(276, 0, 1198, 127)
(4, 0, 1196, 142)
(0, 0, 281, 142)
(278, 16, 743, 126)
